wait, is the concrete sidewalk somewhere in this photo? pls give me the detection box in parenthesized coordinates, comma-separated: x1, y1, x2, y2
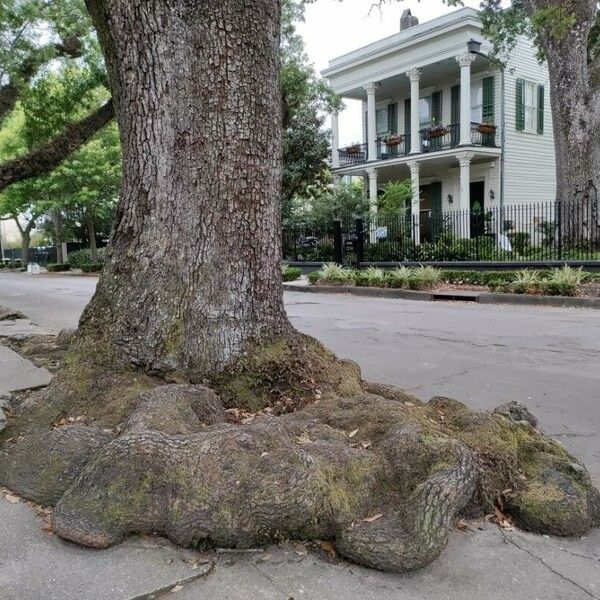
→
(0, 318, 52, 394)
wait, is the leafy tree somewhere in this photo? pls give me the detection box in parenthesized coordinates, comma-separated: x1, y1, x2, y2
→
(378, 180, 412, 217)
(0, 0, 114, 190)
(0, 64, 115, 264)
(281, 0, 339, 214)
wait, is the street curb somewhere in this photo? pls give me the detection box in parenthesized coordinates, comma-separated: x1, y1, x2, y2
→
(283, 284, 600, 310)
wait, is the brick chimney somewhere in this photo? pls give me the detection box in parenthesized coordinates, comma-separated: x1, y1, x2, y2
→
(400, 9, 419, 31)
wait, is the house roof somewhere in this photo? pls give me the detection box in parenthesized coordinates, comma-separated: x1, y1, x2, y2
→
(321, 7, 481, 78)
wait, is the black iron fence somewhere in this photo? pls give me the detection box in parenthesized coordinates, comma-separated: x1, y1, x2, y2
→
(283, 201, 600, 265)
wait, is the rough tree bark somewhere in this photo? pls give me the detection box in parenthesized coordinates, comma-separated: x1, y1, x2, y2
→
(0, 0, 598, 574)
(75, 0, 288, 377)
(524, 0, 600, 245)
(85, 208, 98, 263)
(13, 216, 36, 267)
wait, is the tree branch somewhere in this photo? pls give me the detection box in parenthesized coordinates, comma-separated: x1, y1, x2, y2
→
(0, 100, 115, 191)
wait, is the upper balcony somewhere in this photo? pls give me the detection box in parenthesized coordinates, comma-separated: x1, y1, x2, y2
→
(324, 7, 502, 172)
(338, 122, 497, 167)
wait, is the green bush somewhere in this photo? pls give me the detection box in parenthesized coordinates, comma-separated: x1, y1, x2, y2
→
(80, 263, 104, 273)
(408, 266, 442, 290)
(539, 266, 584, 296)
(47, 263, 72, 272)
(0, 263, 5, 269)
(68, 248, 106, 269)
(385, 266, 412, 289)
(282, 266, 302, 282)
(508, 232, 531, 254)
(312, 263, 353, 286)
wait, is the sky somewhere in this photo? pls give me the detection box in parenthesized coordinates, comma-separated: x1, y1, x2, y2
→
(296, 0, 481, 144)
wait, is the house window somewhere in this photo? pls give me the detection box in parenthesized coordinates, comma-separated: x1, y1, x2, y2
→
(523, 80, 537, 133)
(471, 82, 483, 123)
(376, 107, 388, 137)
(419, 96, 432, 127)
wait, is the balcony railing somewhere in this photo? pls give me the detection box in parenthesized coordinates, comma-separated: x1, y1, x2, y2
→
(376, 133, 410, 160)
(336, 123, 497, 167)
(338, 143, 368, 167)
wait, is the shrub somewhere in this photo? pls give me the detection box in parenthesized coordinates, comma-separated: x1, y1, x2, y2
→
(0, 263, 5, 269)
(68, 248, 106, 268)
(409, 266, 441, 290)
(385, 266, 412, 289)
(512, 269, 541, 294)
(282, 266, 302, 282)
(8, 260, 22, 269)
(80, 263, 104, 273)
(508, 232, 531, 254)
(47, 263, 72, 272)
(364, 266, 386, 286)
(312, 263, 353, 286)
(541, 266, 584, 296)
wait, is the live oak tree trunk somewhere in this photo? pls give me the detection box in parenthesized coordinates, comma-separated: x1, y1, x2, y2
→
(20, 229, 30, 267)
(85, 208, 98, 263)
(527, 0, 600, 246)
(51, 209, 63, 263)
(80, 0, 289, 377)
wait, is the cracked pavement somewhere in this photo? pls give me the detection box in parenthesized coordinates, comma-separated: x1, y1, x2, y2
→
(0, 272, 599, 599)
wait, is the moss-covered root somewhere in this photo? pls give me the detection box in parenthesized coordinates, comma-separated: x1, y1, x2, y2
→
(337, 428, 476, 572)
(52, 394, 477, 573)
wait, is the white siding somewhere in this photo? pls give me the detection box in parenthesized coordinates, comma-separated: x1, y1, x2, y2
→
(503, 36, 556, 206)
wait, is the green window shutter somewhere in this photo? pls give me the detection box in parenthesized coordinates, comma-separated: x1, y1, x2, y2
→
(451, 85, 460, 146)
(515, 78, 525, 131)
(432, 91, 442, 124)
(404, 98, 411, 136)
(450, 85, 460, 124)
(537, 85, 545, 134)
(482, 76, 495, 122)
(387, 103, 398, 134)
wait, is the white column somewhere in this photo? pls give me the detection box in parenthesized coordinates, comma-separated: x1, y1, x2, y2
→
(331, 110, 340, 169)
(408, 160, 421, 245)
(364, 82, 379, 161)
(458, 152, 474, 238)
(456, 53, 475, 146)
(406, 68, 421, 154)
(366, 167, 378, 213)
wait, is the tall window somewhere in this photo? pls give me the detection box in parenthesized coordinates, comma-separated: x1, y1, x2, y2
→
(523, 80, 537, 133)
(376, 107, 388, 136)
(419, 96, 432, 127)
(471, 83, 482, 123)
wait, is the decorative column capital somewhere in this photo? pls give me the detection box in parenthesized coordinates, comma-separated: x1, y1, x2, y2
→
(407, 160, 420, 175)
(365, 166, 378, 178)
(363, 81, 380, 95)
(456, 53, 476, 68)
(406, 68, 421, 83)
(458, 152, 475, 167)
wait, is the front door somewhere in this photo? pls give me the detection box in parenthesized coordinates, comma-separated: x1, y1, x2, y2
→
(419, 182, 442, 243)
(470, 181, 486, 238)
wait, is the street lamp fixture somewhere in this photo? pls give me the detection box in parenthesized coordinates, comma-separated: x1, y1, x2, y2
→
(467, 39, 483, 55)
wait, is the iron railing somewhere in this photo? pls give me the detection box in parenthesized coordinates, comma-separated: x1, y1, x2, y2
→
(335, 122, 497, 167)
(283, 201, 600, 264)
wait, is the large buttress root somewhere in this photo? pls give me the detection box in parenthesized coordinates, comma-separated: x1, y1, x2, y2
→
(1, 335, 599, 573)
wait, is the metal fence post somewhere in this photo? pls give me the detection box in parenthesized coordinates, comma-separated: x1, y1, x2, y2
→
(557, 200, 563, 261)
(355, 218, 364, 265)
(333, 219, 343, 265)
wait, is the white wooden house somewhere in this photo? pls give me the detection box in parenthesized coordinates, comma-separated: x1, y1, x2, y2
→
(323, 7, 556, 242)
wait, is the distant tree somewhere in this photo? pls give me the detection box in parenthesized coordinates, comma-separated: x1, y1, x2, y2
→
(0, 0, 114, 190)
(378, 180, 412, 217)
(281, 0, 340, 218)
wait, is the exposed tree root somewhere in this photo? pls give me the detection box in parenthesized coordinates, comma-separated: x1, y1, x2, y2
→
(0, 334, 599, 573)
